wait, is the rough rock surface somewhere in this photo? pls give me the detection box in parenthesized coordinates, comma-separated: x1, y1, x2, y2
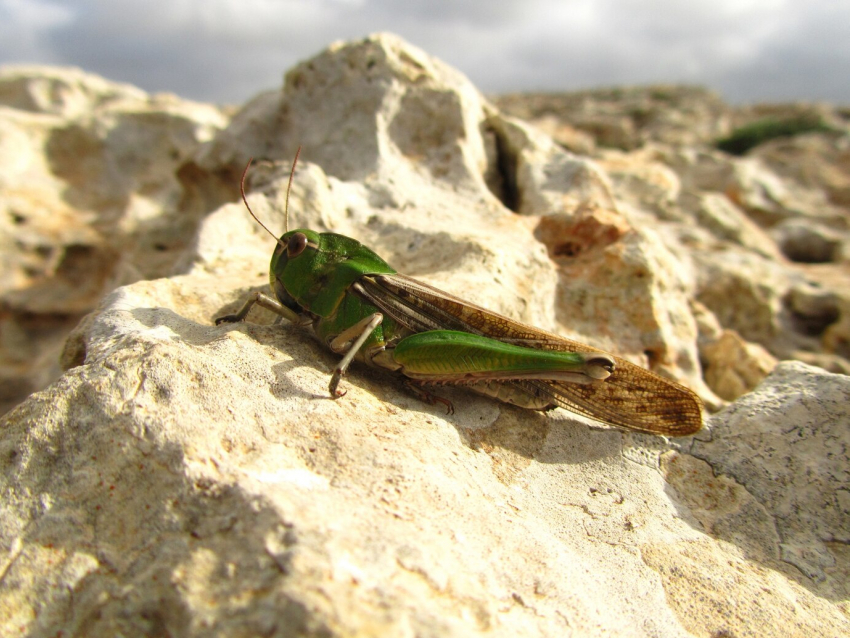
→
(1, 34, 849, 636)
(497, 89, 850, 368)
(681, 362, 850, 594)
(0, 65, 230, 415)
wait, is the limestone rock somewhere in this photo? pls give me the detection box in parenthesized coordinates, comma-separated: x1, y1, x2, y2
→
(2, 33, 850, 637)
(494, 85, 730, 150)
(823, 291, 850, 359)
(694, 248, 798, 349)
(0, 65, 230, 414)
(660, 145, 737, 193)
(0, 261, 845, 637)
(772, 218, 845, 263)
(597, 147, 682, 218)
(784, 281, 841, 337)
(724, 156, 843, 228)
(785, 275, 850, 361)
(517, 114, 597, 155)
(682, 361, 850, 600)
(0, 64, 148, 117)
(701, 330, 778, 400)
(746, 109, 850, 208)
(679, 191, 782, 259)
(760, 139, 850, 213)
(498, 93, 850, 374)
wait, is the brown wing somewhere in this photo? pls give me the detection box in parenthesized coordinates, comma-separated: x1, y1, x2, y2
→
(355, 273, 703, 436)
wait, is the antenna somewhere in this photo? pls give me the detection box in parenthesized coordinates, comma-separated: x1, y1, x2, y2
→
(240, 151, 302, 250)
(285, 146, 301, 233)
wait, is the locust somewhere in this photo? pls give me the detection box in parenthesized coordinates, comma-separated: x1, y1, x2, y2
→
(216, 150, 704, 436)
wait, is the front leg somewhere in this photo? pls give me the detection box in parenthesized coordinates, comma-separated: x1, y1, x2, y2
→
(327, 313, 383, 398)
(215, 291, 305, 326)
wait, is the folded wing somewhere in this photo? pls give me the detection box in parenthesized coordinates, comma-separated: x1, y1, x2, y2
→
(355, 273, 703, 436)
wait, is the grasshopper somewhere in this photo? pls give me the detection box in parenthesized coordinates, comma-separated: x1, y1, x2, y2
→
(216, 150, 703, 436)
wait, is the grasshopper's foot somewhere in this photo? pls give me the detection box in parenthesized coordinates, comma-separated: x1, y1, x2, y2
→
(215, 314, 241, 325)
(405, 381, 454, 415)
(329, 370, 347, 399)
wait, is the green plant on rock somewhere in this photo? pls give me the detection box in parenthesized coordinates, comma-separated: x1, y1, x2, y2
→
(715, 115, 832, 155)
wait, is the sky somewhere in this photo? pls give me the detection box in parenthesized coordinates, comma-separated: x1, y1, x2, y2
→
(1, 0, 848, 107)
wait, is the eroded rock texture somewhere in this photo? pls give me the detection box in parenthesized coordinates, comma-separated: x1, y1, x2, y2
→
(1, 34, 849, 637)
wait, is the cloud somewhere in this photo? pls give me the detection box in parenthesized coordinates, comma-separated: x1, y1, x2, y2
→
(0, 0, 74, 61)
(712, 0, 850, 102)
(0, 0, 847, 105)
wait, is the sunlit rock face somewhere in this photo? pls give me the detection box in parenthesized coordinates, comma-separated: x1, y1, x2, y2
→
(1, 34, 849, 637)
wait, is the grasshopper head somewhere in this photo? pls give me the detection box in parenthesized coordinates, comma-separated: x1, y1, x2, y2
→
(269, 229, 323, 314)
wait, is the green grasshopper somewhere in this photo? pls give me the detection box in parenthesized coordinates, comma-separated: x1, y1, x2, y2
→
(216, 150, 703, 436)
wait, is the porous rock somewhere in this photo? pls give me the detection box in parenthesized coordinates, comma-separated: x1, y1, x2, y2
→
(0, 65, 230, 414)
(501, 89, 850, 372)
(700, 329, 778, 401)
(1, 33, 850, 637)
(681, 361, 850, 600)
(2, 265, 847, 636)
(772, 218, 844, 263)
(493, 86, 731, 150)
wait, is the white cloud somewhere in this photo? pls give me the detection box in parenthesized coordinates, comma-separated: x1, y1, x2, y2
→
(0, 0, 848, 104)
(0, 0, 74, 60)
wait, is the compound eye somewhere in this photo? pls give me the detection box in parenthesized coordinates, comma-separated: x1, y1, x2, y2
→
(287, 232, 308, 258)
